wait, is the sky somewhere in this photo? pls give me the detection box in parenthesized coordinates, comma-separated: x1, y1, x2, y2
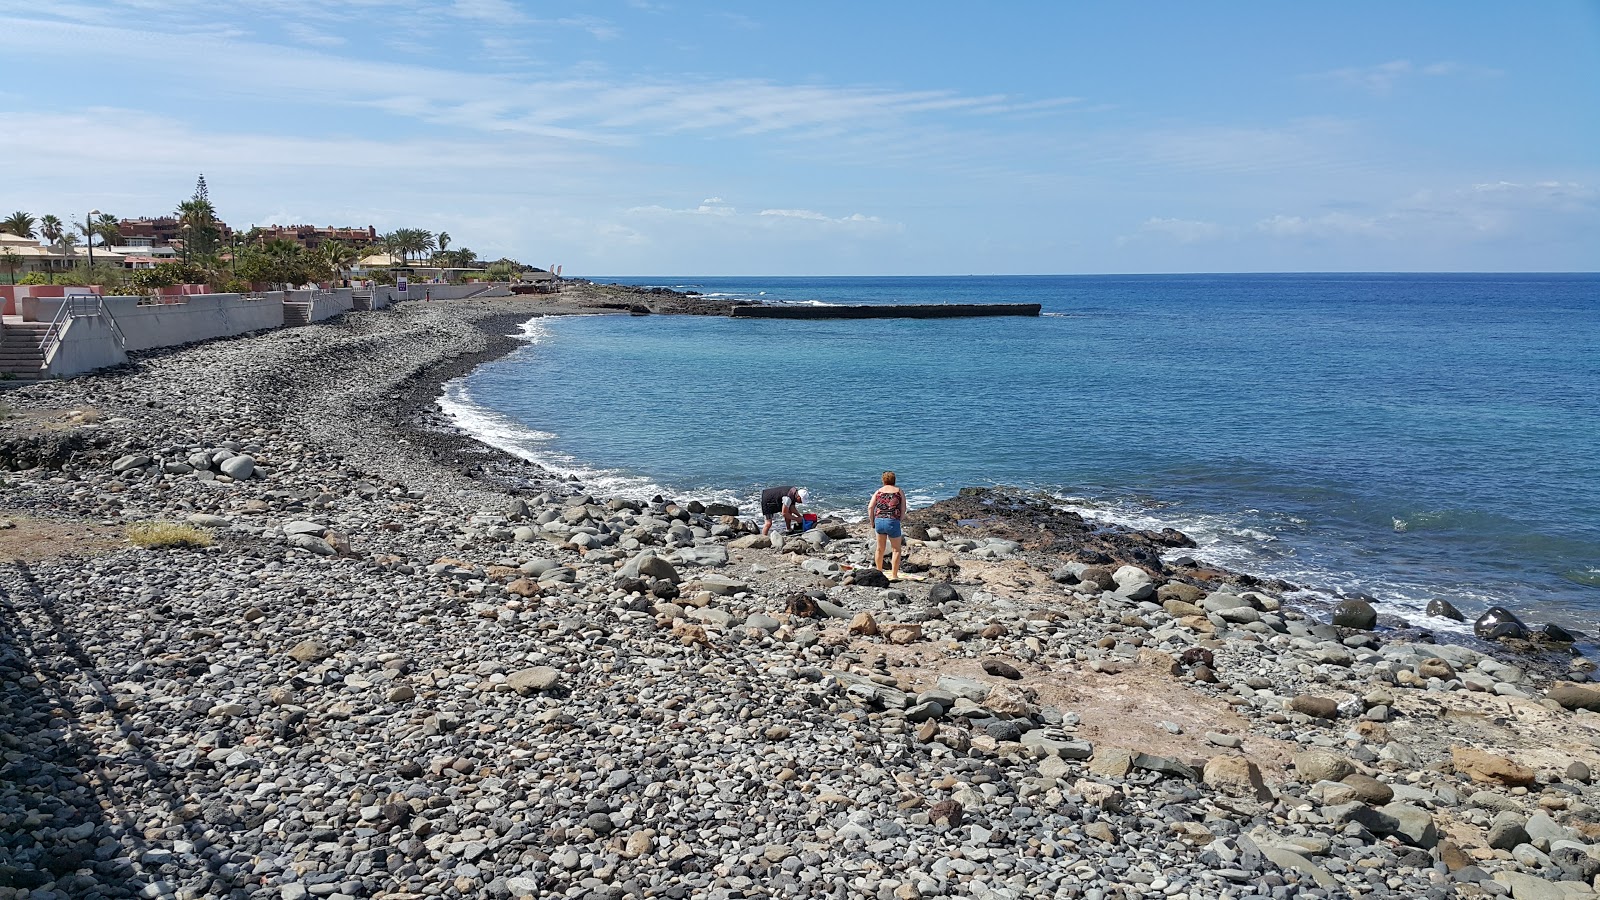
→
(2, 1, 1597, 276)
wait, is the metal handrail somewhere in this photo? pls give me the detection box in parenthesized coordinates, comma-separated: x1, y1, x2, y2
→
(39, 294, 127, 367)
(94, 296, 128, 350)
(38, 298, 73, 367)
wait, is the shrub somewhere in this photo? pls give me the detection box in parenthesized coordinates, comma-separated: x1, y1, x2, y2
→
(126, 522, 214, 549)
(18, 273, 51, 285)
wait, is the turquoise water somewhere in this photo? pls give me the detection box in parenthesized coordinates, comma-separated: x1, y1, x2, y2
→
(442, 274, 1600, 633)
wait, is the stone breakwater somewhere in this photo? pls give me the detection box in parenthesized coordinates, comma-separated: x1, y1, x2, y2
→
(3, 289, 1600, 900)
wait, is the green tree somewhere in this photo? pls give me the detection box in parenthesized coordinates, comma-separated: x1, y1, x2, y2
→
(377, 231, 403, 265)
(238, 239, 329, 289)
(1, 249, 21, 284)
(436, 231, 451, 261)
(94, 212, 121, 248)
(38, 214, 63, 247)
(1, 211, 35, 237)
(320, 240, 359, 284)
(177, 176, 222, 258)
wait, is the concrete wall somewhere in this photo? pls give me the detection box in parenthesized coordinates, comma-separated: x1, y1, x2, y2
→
(304, 288, 355, 322)
(14, 282, 512, 380)
(371, 283, 512, 306)
(3, 285, 101, 319)
(83, 294, 286, 352)
(45, 315, 129, 378)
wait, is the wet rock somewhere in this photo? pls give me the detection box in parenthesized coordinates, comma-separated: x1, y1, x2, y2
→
(1474, 605, 1529, 641)
(1426, 598, 1465, 621)
(1331, 598, 1377, 630)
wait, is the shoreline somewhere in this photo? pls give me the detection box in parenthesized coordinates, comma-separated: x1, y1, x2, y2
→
(4, 287, 1600, 898)
(411, 295, 1580, 661)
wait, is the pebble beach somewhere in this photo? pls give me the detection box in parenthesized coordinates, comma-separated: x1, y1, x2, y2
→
(6, 285, 1600, 900)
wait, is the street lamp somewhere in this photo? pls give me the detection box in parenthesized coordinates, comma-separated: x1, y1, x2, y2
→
(86, 209, 101, 269)
(181, 223, 192, 266)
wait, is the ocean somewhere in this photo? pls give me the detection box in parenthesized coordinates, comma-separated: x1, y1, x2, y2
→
(440, 273, 1600, 637)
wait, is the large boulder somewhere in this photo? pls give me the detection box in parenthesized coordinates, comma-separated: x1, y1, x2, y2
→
(1203, 756, 1272, 801)
(1547, 683, 1600, 712)
(1293, 749, 1355, 783)
(1331, 598, 1377, 630)
(508, 666, 561, 695)
(219, 454, 256, 480)
(1474, 606, 1528, 641)
(1426, 598, 1465, 621)
(620, 551, 681, 583)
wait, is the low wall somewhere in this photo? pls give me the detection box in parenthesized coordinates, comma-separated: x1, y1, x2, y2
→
(46, 315, 129, 378)
(2, 285, 101, 318)
(371, 283, 512, 305)
(305, 288, 355, 322)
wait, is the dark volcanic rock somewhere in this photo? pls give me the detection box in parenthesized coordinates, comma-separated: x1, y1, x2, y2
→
(981, 659, 1023, 680)
(1332, 598, 1378, 630)
(1474, 606, 1529, 641)
(1536, 622, 1579, 644)
(1426, 599, 1465, 621)
(904, 488, 1194, 572)
(851, 568, 892, 589)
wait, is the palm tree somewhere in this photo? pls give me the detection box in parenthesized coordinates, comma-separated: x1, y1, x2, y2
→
(436, 231, 451, 260)
(38, 214, 63, 247)
(377, 231, 403, 266)
(1, 211, 35, 238)
(177, 198, 220, 257)
(94, 212, 121, 248)
(320, 240, 360, 284)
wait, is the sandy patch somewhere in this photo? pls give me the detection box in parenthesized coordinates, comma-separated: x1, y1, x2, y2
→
(0, 512, 124, 563)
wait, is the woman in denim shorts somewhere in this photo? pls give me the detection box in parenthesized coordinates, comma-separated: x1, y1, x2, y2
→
(867, 471, 907, 579)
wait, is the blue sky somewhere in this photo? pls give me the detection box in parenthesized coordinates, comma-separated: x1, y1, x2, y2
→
(3, 1, 1596, 275)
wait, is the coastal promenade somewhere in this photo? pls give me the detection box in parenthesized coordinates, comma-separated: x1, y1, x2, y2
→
(3, 286, 1600, 899)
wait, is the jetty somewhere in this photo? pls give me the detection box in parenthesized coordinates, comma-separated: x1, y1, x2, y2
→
(729, 302, 1040, 320)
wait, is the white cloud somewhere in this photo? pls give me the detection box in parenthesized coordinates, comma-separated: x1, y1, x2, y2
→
(1258, 181, 1598, 243)
(451, 0, 528, 24)
(1136, 217, 1230, 243)
(1256, 212, 1384, 238)
(0, 13, 1085, 152)
(759, 209, 886, 228)
(1310, 59, 1502, 95)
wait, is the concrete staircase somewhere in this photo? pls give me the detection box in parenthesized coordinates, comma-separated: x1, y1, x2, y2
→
(352, 289, 374, 311)
(283, 301, 313, 327)
(0, 322, 51, 379)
